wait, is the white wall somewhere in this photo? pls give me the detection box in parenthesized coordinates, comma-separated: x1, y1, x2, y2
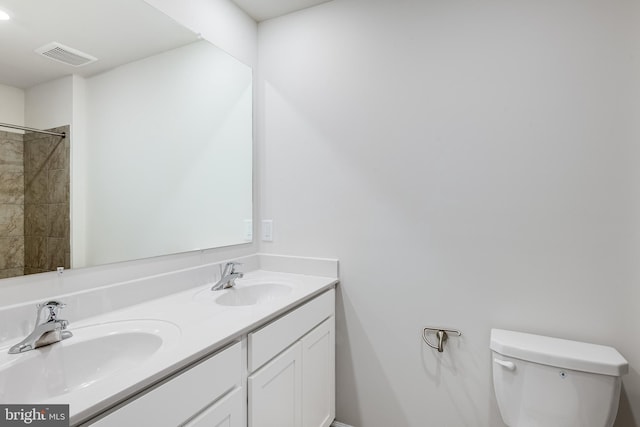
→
(70, 75, 87, 268)
(145, 0, 258, 67)
(258, 0, 639, 426)
(0, 84, 25, 133)
(627, 0, 640, 423)
(1, 78, 72, 133)
(25, 76, 73, 130)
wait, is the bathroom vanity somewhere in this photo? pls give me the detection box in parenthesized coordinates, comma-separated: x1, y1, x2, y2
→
(0, 263, 337, 427)
(85, 289, 335, 427)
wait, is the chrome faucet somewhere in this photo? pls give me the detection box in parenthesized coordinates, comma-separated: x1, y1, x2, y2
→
(211, 262, 244, 291)
(8, 301, 72, 354)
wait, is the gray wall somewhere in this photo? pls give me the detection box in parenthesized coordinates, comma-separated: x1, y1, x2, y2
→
(257, 0, 640, 425)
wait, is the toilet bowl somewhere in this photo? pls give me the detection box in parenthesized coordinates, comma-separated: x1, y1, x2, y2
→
(490, 329, 628, 427)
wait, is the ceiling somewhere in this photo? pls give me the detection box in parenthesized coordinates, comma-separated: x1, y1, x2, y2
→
(231, 0, 333, 22)
(0, 0, 198, 89)
(0, 0, 336, 89)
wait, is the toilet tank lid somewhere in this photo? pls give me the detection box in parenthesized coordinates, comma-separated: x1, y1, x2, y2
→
(490, 329, 628, 377)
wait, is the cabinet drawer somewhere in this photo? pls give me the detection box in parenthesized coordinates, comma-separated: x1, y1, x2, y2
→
(248, 289, 334, 372)
(184, 387, 243, 427)
(90, 341, 241, 426)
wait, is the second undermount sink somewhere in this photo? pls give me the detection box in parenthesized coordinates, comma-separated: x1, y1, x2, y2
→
(215, 283, 292, 306)
(193, 281, 293, 307)
(0, 319, 180, 403)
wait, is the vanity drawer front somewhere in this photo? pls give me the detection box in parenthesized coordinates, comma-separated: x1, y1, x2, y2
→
(90, 341, 241, 426)
(248, 289, 334, 372)
(184, 387, 243, 427)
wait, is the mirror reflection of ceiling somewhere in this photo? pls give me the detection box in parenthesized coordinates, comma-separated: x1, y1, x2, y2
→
(231, 0, 333, 22)
(0, 0, 198, 88)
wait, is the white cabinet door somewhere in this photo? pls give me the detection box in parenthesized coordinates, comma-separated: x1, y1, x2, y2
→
(248, 342, 302, 427)
(183, 388, 243, 427)
(301, 317, 335, 427)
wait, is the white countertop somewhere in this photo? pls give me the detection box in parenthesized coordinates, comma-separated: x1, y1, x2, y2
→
(0, 270, 337, 425)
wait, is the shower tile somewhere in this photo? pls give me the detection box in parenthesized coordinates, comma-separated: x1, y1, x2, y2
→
(0, 268, 25, 279)
(24, 132, 50, 142)
(48, 169, 69, 204)
(25, 138, 53, 174)
(48, 203, 69, 238)
(23, 164, 38, 185)
(0, 132, 25, 277)
(47, 237, 66, 270)
(0, 125, 70, 278)
(0, 204, 24, 237)
(0, 131, 23, 142)
(0, 236, 24, 269)
(24, 267, 45, 276)
(0, 140, 24, 171)
(49, 140, 68, 170)
(0, 171, 24, 204)
(25, 236, 46, 269)
(25, 204, 47, 236)
(24, 170, 46, 204)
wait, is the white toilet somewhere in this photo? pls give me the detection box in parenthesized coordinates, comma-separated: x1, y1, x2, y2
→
(490, 329, 628, 427)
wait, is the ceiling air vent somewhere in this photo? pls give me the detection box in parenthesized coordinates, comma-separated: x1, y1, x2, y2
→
(35, 42, 97, 67)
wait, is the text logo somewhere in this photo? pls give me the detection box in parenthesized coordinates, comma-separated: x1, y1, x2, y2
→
(0, 405, 68, 426)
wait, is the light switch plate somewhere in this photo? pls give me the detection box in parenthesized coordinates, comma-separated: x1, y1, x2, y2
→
(262, 220, 273, 241)
(244, 219, 253, 241)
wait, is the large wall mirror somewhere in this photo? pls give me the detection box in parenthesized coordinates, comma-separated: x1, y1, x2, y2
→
(0, 0, 253, 278)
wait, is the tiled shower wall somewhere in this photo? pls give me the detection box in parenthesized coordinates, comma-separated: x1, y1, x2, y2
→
(23, 126, 70, 275)
(0, 130, 25, 278)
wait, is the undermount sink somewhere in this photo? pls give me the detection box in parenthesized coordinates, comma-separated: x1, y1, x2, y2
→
(0, 319, 180, 403)
(193, 281, 293, 307)
(215, 283, 292, 306)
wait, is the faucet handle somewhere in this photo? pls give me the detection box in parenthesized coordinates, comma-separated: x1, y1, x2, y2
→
(36, 301, 66, 324)
(221, 261, 243, 276)
(228, 262, 243, 273)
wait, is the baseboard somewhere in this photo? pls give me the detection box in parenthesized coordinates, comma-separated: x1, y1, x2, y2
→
(331, 421, 355, 427)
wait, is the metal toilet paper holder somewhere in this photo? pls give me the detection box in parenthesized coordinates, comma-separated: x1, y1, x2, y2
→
(422, 327, 462, 353)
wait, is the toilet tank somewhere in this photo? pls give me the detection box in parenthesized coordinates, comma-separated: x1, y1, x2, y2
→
(490, 329, 628, 427)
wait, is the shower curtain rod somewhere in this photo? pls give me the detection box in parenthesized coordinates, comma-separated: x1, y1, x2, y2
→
(0, 122, 66, 138)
